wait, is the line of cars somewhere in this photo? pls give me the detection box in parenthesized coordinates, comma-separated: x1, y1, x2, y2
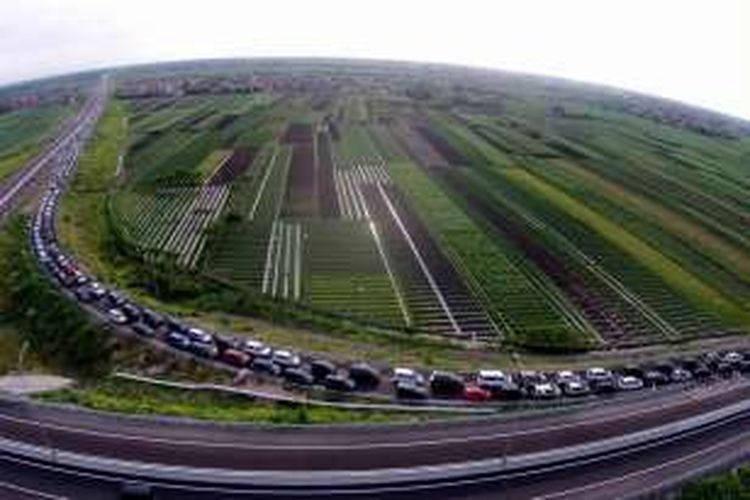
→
(27, 98, 750, 405)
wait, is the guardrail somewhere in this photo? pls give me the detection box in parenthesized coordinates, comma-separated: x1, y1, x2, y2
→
(0, 384, 748, 495)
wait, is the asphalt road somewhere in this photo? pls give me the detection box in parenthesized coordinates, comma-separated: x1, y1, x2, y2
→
(0, 378, 746, 473)
(0, 395, 748, 499)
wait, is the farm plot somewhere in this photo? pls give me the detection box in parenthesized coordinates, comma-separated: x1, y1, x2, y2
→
(435, 168, 676, 346)
(116, 184, 230, 268)
(283, 142, 317, 217)
(262, 220, 303, 300)
(389, 161, 593, 349)
(316, 130, 338, 218)
(501, 168, 747, 336)
(334, 163, 390, 220)
(334, 123, 381, 164)
(304, 219, 406, 328)
(371, 184, 500, 340)
(390, 121, 449, 168)
(412, 122, 469, 166)
(203, 147, 291, 289)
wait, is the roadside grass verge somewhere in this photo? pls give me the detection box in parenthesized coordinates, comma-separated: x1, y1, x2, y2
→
(59, 99, 128, 282)
(36, 378, 436, 425)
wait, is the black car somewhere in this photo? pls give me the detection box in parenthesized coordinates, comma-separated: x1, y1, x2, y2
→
(121, 303, 142, 321)
(429, 371, 465, 398)
(620, 365, 645, 379)
(283, 368, 314, 387)
(131, 323, 154, 338)
(141, 309, 164, 329)
(311, 359, 336, 381)
(395, 381, 429, 400)
(324, 374, 356, 392)
(166, 332, 190, 351)
(642, 369, 670, 387)
(349, 362, 380, 390)
(251, 358, 282, 376)
(74, 286, 96, 303)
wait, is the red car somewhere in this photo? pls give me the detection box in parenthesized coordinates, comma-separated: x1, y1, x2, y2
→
(221, 348, 251, 368)
(463, 385, 491, 402)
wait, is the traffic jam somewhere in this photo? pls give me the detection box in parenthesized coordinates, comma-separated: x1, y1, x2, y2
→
(28, 104, 750, 406)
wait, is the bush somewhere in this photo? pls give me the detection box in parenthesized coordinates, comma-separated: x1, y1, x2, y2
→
(0, 219, 113, 377)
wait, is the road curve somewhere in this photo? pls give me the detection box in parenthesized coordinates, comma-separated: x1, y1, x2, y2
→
(0, 377, 747, 498)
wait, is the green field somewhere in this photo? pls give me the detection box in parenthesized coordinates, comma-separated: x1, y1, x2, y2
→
(56, 60, 750, 353)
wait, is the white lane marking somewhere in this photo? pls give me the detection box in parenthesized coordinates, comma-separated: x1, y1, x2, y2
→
(0, 478, 68, 500)
(534, 426, 750, 500)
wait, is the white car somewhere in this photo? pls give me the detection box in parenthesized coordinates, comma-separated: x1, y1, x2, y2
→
(187, 328, 213, 344)
(243, 339, 273, 358)
(107, 308, 128, 325)
(617, 375, 644, 391)
(273, 350, 302, 369)
(555, 370, 580, 384)
(530, 382, 560, 399)
(476, 370, 508, 388)
(391, 367, 425, 386)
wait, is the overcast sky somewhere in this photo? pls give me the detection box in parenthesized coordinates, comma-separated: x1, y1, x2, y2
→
(1, 0, 748, 119)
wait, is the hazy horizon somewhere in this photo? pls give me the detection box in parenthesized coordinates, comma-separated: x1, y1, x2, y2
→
(1, 0, 748, 120)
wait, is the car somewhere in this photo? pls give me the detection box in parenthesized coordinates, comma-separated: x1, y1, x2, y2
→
(190, 340, 219, 358)
(310, 359, 336, 381)
(429, 371, 465, 397)
(553, 370, 580, 386)
(681, 360, 711, 380)
(585, 367, 616, 393)
(724, 351, 743, 367)
(141, 309, 164, 329)
(221, 348, 251, 368)
(654, 362, 676, 378)
(273, 350, 302, 370)
(477, 370, 522, 399)
(348, 362, 381, 390)
(214, 335, 238, 352)
(187, 328, 213, 344)
(283, 368, 314, 387)
(324, 374, 356, 392)
(642, 369, 670, 387)
(463, 385, 492, 402)
(251, 358, 282, 376)
(74, 286, 96, 303)
(392, 367, 425, 386)
(616, 375, 644, 391)
(529, 382, 560, 399)
(130, 323, 154, 337)
(670, 367, 693, 382)
(107, 308, 129, 325)
(561, 380, 591, 397)
(476, 370, 509, 389)
(104, 291, 125, 308)
(516, 370, 547, 389)
(242, 339, 273, 359)
(395, 381, 429, 400)
(620, 365, 645, 379)
(164, 316, 185, 333)
(121, 303, 142, 321)
(716, 362, 735, 378)
(166, 331, 190, 350)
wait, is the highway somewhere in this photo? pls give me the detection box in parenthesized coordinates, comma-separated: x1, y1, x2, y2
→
(0, 75, 107, 218)
(0, 378, 747, 498)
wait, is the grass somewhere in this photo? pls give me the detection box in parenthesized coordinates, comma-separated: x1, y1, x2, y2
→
(505, 168, 750, 325)
(59, 99, 128, 282)
(37, 378, 436, 425)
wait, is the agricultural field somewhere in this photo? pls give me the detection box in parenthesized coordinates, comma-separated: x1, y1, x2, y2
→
(100, 59, 750, 353)
(0, 103, 76, 181)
